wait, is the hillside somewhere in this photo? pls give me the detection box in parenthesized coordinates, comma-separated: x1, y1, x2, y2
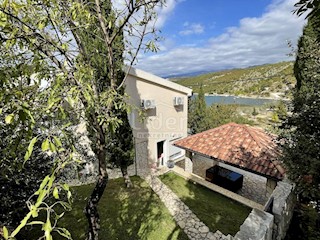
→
(172, 61, 296, 99)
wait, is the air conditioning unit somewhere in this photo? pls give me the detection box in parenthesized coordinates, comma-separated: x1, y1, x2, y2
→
(173, 97, 184, 106)
(141, 99, 156, 109)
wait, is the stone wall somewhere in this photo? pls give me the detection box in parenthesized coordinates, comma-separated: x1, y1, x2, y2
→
(174, 157, 193, 173)
(234, 181, 295, 240)
(269, 181, 296, 240)
(135, 140, 149, 176)
(192, 154, 215, 178)
(62, 122, 147, 185)
(107, 164, 136, 179)
(191, 155, 268, 204)
(175, 159, 185, 169)
(234, 209, 274, 240)
(218, 162, 268, 205)
(185, 157, 193, 173)
(67, 164, 136, 186)
(266, 179, 277, 198)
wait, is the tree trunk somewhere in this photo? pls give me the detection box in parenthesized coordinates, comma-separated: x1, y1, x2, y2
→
(85, 129, 108, 240)
(121, 165, 133, 188)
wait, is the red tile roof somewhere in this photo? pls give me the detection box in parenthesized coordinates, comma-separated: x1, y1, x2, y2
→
(174, 123, 285, 180)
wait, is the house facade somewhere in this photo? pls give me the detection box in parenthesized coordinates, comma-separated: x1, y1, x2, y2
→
(124, 67, 192, 175)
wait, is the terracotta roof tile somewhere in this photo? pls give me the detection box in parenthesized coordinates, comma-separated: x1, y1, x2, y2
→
(174, 122, 285, 180)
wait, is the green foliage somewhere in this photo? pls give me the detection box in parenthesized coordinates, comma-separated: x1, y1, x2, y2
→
(0, 65, 76, 231)
(188, 86, 253, 134)
(74, 1, 134, 186)
(281, 13, 320, 203)
(188, 85, 209, 134)
(174, 61, 296, 98)
(274, 101, 288, 121)
(208, 104, 254, 128)
(252, 107, 259, 116)
(293, 15, 320, 110)
(0, 116, 76, 240)
(294, 0, 320, 19)
(106, 107, 134, 169)
(0, 1, 92, 238)
(285, 203, 320, 240)
(5, 174, 73, 240)
(1, 0, 164, 238)
(271, 112, 280, 123)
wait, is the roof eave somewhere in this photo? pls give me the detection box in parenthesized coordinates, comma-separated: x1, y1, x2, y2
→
(124, 66, 193, 96)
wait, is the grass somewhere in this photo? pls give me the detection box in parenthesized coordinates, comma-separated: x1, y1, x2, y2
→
(159, 172, 251, 236)
(18, 176, 188, 240)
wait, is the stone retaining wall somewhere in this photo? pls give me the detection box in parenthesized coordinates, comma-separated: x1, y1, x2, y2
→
(234, 209, 274, 240)
(234, 181, 295, 240)
(269, 181, 296, 240)
(62, 122, 139, 185)
(172, 166, 295, 240)
(66, 164, 136, 186)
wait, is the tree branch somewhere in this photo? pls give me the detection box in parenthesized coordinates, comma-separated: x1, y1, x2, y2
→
(94, 0, 115, 88)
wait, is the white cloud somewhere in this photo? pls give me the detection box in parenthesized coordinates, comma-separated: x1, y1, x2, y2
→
(179, 22, 205, 36)
(113, 0, 179, 30)
(137, 0, 306, 77)
(155, 0, 185, 29)
(114, 0, 181, 64)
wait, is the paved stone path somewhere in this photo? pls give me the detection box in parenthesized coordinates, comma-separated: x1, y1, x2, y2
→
(144, 174, 233, 240)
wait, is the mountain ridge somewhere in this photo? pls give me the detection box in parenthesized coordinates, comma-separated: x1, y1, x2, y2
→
(172, 61, 296, 99)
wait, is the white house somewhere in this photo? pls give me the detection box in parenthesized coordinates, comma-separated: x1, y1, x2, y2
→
(124, 67, 192, 175)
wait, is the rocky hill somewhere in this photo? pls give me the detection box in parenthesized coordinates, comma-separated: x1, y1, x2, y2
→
(172, 61, 296, 99)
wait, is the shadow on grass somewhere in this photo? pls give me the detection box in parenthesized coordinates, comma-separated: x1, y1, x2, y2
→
(17, 176, 188, 240)
(159, 172, 251, 236)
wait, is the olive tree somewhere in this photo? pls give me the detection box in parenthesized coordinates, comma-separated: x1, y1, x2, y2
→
(0, 0, 164, 239)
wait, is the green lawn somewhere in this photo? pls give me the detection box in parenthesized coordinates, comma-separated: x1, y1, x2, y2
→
(18, 176, 188, 240)
(159, 172, 251, 236)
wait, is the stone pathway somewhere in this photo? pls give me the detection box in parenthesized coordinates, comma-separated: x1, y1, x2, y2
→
(144, 174, 233, 240)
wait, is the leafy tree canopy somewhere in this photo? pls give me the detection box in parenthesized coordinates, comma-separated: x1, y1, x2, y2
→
(188, 86, 253, 134)
(0, 0, 164, 239)
(281, 7, 320, 203)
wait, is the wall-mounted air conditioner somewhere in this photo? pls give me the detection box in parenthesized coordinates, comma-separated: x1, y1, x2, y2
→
(173, 97, 184, 106)
(141, 99, 156, 109)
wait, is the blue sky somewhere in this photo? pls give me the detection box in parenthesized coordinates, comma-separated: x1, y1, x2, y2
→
(161, 0, 270, 45)
(136, 0, 306, 77)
